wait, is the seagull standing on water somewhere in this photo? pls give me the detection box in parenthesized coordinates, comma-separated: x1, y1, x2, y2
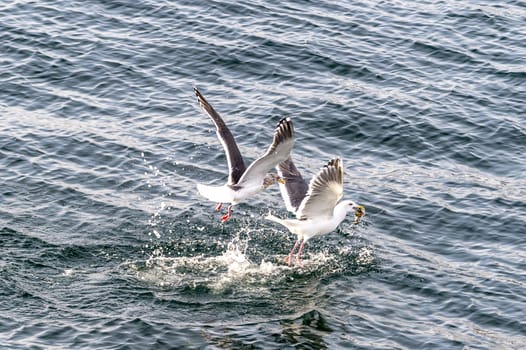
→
(266, 157, 365, 266)
(194, 87, 295, 223)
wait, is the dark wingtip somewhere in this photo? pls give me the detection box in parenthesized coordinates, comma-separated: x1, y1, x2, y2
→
(322, 158, 343, 184)
(325, 158, 341, 168)
(275, 117, 294, 141)
(194, 86, 202, 99)
(194, 86, 210, 111)
(277, 117, 292, 127)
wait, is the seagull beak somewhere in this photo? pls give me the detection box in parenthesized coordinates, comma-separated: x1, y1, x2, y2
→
(353, 205, 365, 224)
(278, 177, 286, 184)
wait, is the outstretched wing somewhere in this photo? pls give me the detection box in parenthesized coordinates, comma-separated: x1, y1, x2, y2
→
(276, 156, 308, 213)
(194, 87, 246, 185)
(237, 117, 294, 186)
(296, 158, 343, 220)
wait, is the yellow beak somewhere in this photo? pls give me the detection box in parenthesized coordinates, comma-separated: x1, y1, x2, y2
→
(353, 205, 365, 224)
(278, 178, 286, 184)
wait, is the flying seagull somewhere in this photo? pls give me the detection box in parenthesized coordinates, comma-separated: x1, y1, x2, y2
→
(266, 157, 365, 266)
(194, 87, 295, 223)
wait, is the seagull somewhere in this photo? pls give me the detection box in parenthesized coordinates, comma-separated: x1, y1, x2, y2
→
(266, 157, 365, 266)
(194, 87, 295, 223)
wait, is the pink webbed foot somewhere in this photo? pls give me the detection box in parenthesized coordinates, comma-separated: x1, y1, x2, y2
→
(285, 240, 301, 266)
(220, 213, 231, 223)
(295, 256, 303, 267)
(284, 255, 293, 266)
(295, 241, 306, 267)
(220, 205, 233, 223)
(215, 202, 223, 211)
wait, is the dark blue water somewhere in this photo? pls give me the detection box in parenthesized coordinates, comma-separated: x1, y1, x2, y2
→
(1, 0, 525, 348)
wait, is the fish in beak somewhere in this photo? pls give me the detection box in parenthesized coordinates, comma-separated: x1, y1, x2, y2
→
(353, 205, 365, 224)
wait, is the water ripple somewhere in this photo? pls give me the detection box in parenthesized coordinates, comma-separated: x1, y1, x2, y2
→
(1, 0, 525, 348)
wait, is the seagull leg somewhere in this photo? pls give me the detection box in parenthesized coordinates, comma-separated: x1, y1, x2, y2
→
(220, 205, 232, 223)
(285, 239, 301, 266)
(295, 241, 306, 266)
(215, 202, 223, 211)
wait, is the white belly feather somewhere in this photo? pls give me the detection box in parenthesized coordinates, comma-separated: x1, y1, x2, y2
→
(196, 183, 264, 205)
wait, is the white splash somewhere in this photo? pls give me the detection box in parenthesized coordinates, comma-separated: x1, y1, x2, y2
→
(129, 223, 374, 293)
(356, 246, 375, 265)
(131, 228, 291, 292)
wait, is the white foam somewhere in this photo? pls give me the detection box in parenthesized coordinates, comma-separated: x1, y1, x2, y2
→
(356, 246, 374, 265)
(129, 224, 375, 293)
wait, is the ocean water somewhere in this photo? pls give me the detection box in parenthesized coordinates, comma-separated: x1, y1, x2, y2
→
(1, 0, 525, 349)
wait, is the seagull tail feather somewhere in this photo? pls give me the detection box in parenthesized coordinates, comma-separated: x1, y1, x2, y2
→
(265, 212, 284, 225)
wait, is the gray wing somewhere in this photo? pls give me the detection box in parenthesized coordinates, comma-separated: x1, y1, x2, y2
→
(194, 87, 246, 185)
(276, 156, 308, 213)
(296, 158, 343, 220)
(237, 117, 295, 186)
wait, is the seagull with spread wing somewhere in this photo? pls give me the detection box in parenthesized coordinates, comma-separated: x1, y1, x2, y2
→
(194, 87, 295, 223)
(266, 157, 365, 266)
